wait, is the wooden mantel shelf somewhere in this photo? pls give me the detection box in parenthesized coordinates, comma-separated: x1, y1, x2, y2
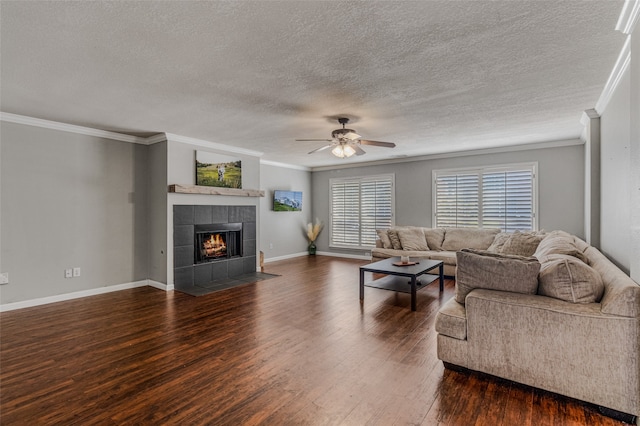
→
(169, 184, 265, 197)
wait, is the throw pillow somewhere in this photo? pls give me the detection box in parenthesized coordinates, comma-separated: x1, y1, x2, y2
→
(487, 232, 510, 253)
(387, 229, 403, 250)
(397, 227, 429, 251)
(442, 228, 501, 251)
(538, 254, 604, 303)
(534, 230, 588, 264)
(500, 231, 545, 257)
(424, 228, 446, 251)
(376, 229, 392, 249)
(455, 249, 541, 304)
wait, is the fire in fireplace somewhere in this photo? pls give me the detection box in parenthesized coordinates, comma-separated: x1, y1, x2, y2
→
(195, 223, 242, 264)
(202, 233, 227, 259)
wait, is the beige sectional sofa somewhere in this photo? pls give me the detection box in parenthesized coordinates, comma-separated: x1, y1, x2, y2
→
(434, 230, 640, 423)
(373, 227, 503, 276)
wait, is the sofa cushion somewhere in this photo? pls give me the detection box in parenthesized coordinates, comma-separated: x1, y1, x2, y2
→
(435, 298, 467, 340)
(487, 232, 510, 253)
(397, 227, 429, 251)
(387, 229, 403, 250)
(534, 230, 588, 264)
(538, 254, 604, 303)
(442, 228, 500, 251)
(376, 229, 392, 249)
(455, 249, 541, 304)
(428, 251, 457, 266)
(500, 231, 545, 257)
(371, 248, 434, 260)
(424, 228, 446, 251)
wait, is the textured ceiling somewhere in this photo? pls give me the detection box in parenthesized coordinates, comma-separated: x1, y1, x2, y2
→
(0, 1, 626, 168)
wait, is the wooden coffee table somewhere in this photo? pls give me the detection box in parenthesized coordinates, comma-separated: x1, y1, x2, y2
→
(359, 257, 444, 311)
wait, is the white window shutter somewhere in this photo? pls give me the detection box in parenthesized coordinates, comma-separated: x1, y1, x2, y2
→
(330, 175, 394, 248)
(330, 180, 360, 246)
(360, 178, 393, 246)
(435, 164, 536, 231)
(482, 169, 533, 231)
(435, 173, 479, 228)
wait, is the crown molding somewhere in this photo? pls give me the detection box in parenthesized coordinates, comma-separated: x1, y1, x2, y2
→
(595, 37, 631, 115)
(580, 109, 600, 126)
(260, 159, 310, 171)
(310, 139, 583, 172)
(145, 133, 168, 144)
(0, 114, 264, 157)
(580, 109, 600, 142)
(593, 0, 638, 115)
(163, 132, 263, 157)
(617, 0, 640, 34)
(0, 112, 148, 144)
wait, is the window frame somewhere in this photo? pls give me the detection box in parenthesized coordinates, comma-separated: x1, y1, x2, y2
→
(432, 162, 538, 231)
(329, 173, 395, 249)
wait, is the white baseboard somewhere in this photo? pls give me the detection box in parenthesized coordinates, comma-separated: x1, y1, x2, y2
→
(263, 251, 371, 263)
(317, 251, 372, 261)
(263, 252, 309, 263)
(0, 279, 172, 312)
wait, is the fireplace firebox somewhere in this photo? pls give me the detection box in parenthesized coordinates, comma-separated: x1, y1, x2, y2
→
(195, 223, 242, 264)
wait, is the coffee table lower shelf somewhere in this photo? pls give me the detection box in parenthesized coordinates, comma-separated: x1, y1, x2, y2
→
(363, 274, 439, 293)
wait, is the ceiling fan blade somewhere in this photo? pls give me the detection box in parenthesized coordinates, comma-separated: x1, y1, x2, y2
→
(308, 144, 334, 154)
(359, 139, 396, 148)
(352, 144, 366, 156)
(296, 138, 333, 142)
(344, 131, 361, 140)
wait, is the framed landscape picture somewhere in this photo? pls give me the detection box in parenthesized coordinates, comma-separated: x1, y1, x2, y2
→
(273, 190, 302, 211)
(195, 151, 242, 189)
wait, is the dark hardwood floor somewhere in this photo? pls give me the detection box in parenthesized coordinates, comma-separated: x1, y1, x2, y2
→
(0, 256, 628, 425)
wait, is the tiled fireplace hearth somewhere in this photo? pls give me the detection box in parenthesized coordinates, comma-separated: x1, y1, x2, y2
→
(173, 205, 257, 290)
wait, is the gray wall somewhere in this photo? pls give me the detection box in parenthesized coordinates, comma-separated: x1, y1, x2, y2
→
(600, 67, 631, 273)
(259, 163, 312, 260)
(599, 24, 640, 278)
(0, 122, 149, 304)
(147, 140, 167, 283)
(312, 143, 585, 256)
(632, 26, 640, 283)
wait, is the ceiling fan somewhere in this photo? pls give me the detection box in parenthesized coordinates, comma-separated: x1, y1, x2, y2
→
(296, 118, 396, 158)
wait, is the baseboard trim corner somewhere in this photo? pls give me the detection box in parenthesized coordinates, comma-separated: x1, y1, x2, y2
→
(147, 280, 173, 291)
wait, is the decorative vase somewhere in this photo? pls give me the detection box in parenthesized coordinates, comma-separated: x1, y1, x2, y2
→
(308, 241, 317, 255)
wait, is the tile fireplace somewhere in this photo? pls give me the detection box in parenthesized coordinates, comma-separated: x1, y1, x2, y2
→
(173, 205, 256, 289)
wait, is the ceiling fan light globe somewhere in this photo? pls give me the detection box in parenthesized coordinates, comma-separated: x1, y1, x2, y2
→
(331, 145, 345, 158)
(331, 144, 356, 158)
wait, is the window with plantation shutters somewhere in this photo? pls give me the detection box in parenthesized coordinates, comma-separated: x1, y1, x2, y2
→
(434, 173, 479, 228)
(433, 163, 537, 232)
(330, 175, 394, 248)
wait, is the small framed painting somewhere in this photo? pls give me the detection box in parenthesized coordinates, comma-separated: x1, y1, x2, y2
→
(195, 151, 242, 189)
(273, 190, 302, 211)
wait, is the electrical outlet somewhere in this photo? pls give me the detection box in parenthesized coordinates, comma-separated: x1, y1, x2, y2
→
(73, 267, 81, 277)
(269, 243, 273, 249)
(65, 269, 73, 278)
(0, 272, 8, 285)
